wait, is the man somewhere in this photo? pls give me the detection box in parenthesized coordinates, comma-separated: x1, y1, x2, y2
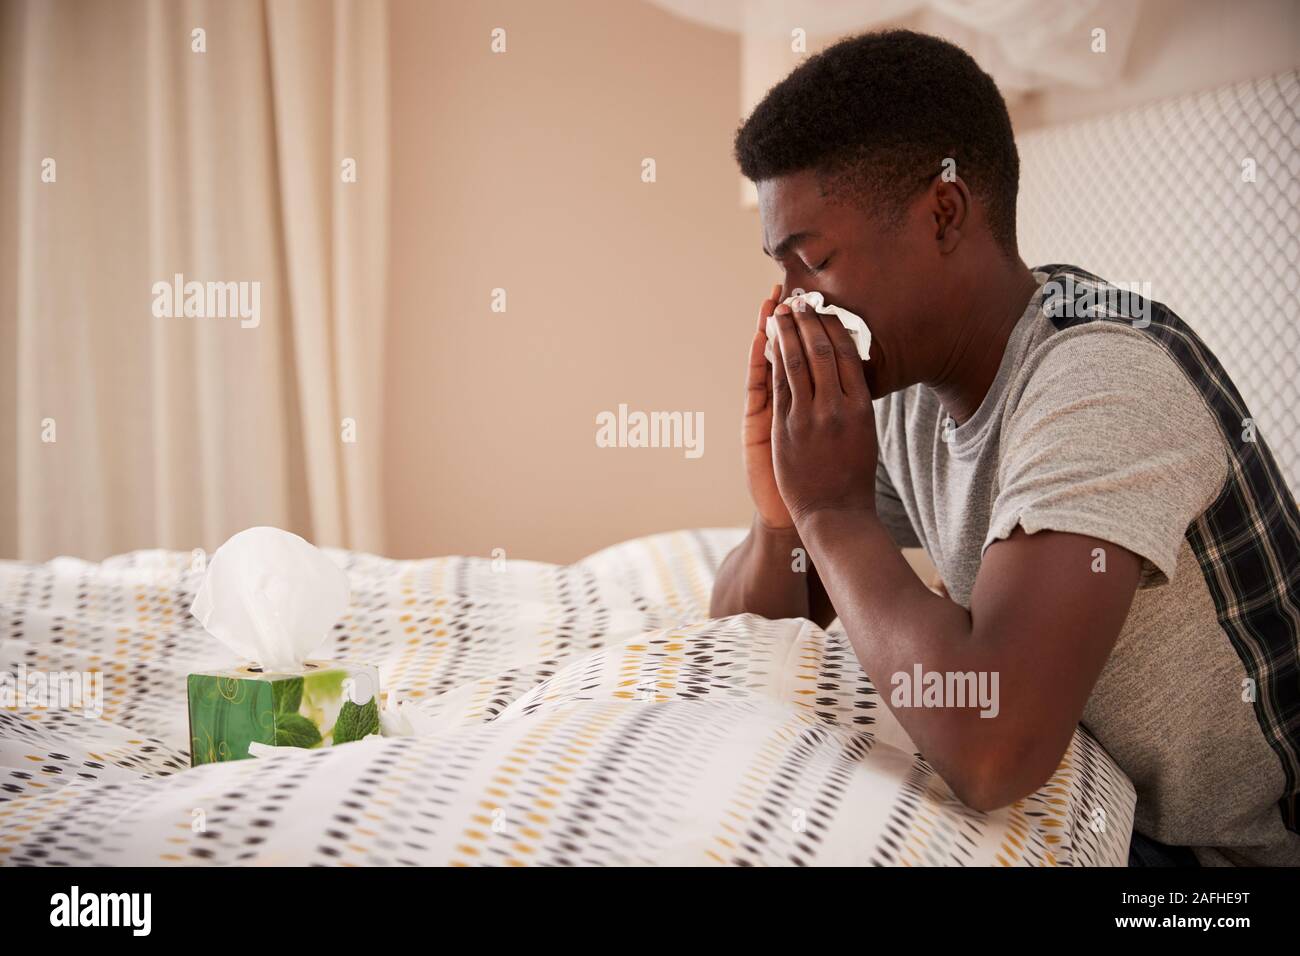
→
(710, 29, 1300, 866)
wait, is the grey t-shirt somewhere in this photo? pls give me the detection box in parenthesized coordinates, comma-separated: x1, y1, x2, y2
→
(873, 267, 1300, 866)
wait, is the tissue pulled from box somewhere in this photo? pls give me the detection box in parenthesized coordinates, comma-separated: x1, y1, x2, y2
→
(378, 688, 441, 738)
(190, 526, 350, 672)
(764, 291, 871, 364)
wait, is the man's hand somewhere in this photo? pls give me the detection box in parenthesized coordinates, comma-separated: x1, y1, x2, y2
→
(712, 286, 845, 629)
(768, 298, 878, 523)
(742, 283, 796, 530)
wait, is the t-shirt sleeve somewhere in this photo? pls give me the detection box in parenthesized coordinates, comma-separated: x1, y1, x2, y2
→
(983, 327, 1230, 588)
(876, 452, 922, 549)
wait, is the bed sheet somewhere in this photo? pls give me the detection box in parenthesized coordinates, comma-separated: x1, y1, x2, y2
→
(0, 528, 1135, 865)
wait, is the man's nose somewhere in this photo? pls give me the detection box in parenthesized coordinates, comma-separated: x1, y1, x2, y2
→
(779, 279, 809, 304)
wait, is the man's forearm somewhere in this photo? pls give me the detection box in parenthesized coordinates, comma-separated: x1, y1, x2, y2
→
(798, 507, 1139, 812)
(709, 515, 811, 620)
(797, 507, 1024, 809)
(799, 508, 972, 652)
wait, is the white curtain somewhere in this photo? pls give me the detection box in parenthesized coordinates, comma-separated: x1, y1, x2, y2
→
(647, 0, 1142, 101)
(0, 0, 388, 561)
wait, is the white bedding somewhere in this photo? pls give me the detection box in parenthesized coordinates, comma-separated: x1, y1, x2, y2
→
(0, 528, 1135, 865)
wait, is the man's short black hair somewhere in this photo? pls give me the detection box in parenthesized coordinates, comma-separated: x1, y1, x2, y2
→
(734, 29, 1020, 254)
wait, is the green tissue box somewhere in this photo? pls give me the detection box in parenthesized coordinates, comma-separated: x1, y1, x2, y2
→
(187, 660, 380, 767)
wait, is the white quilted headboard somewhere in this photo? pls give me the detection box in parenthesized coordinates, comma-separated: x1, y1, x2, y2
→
(1017, 72, 1299, 496)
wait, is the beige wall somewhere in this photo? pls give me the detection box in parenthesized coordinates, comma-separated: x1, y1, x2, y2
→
(384, 0, 770, 563)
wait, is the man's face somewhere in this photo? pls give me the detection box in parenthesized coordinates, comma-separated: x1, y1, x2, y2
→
(756, 169, 950, 397)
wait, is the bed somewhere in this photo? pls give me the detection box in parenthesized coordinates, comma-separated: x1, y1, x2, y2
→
(0, 528, 1135, 866)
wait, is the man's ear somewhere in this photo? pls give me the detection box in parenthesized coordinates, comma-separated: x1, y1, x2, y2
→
(931, 177, 971, 254)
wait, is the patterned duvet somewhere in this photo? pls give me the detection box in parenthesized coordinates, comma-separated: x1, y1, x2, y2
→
(0, 528, 1135, 866)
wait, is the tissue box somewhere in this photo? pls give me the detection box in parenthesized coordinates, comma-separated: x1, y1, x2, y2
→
(186, 660, 380, 767)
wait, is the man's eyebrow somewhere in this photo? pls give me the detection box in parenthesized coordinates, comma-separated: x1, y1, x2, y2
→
(763, 230, 820, 259)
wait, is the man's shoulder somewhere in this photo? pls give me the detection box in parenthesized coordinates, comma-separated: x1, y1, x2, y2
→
(1017, 314, 1195, 400)
(1007, 315, 1229, 465)
(1016, 263, 1226, 421)
(995, 282, 1234, 542)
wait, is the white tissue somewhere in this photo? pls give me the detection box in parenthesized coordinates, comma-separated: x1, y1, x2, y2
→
(378, 688, 441, 738)
(764, 291, 871, 364)
(189, 527, 351, 672)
